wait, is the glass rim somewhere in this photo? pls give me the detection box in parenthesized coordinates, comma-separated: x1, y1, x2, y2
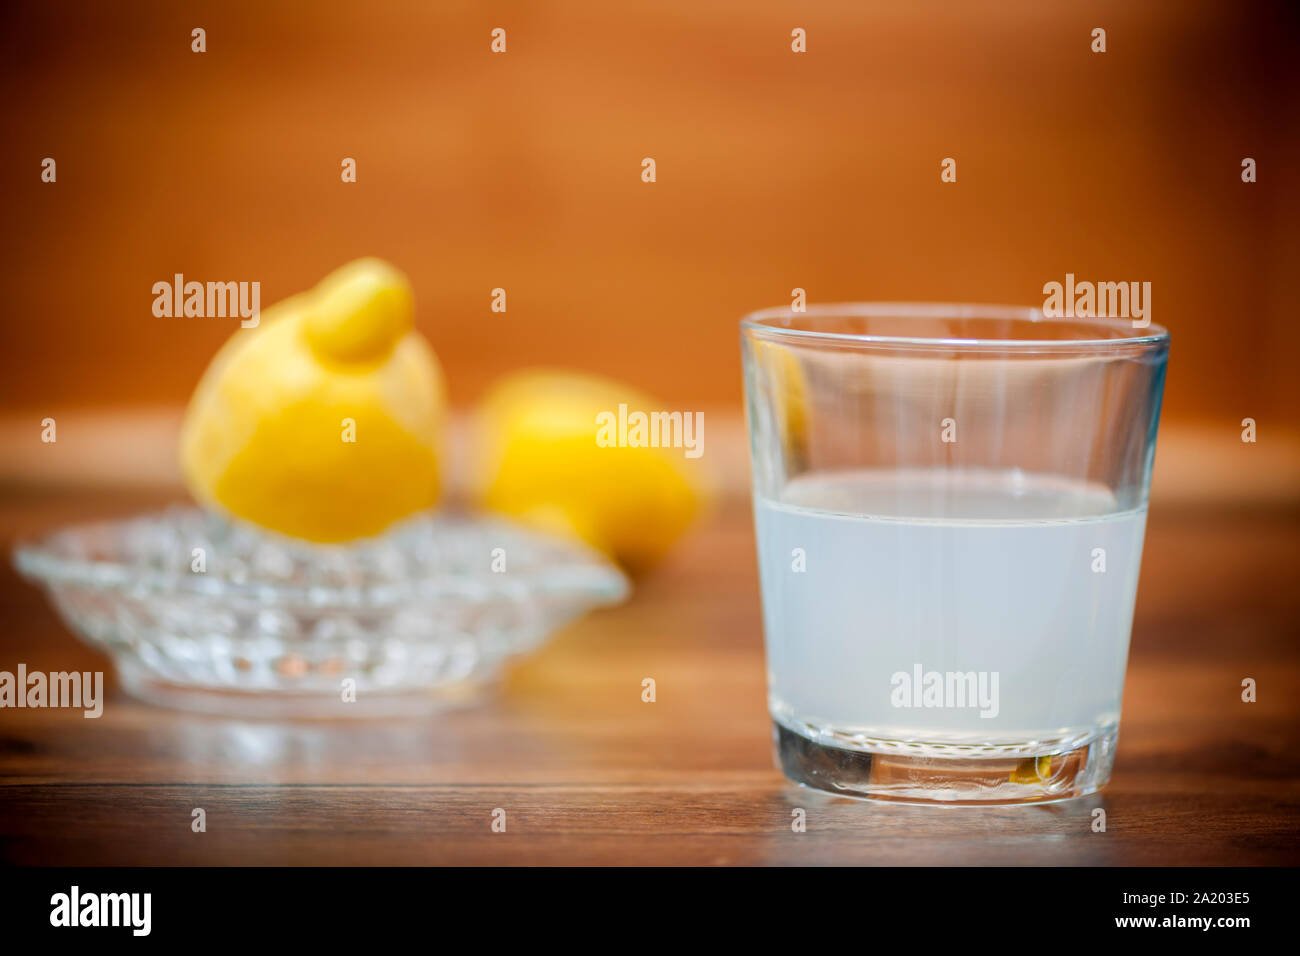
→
(740, 302, 1170, 351)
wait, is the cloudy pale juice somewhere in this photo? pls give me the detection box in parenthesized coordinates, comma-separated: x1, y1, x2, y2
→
(754, 469, 1147, 755)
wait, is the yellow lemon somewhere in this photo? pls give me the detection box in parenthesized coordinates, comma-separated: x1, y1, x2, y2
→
(472, 370, 703, 573)
(180, 259, 446, 542)
(1009, 756, 1054, 784)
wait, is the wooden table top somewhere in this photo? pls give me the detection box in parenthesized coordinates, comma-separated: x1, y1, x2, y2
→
(1, 485, 1297, 866)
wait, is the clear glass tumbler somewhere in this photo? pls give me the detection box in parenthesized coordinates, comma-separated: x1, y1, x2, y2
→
(741, 304, 1169, 804)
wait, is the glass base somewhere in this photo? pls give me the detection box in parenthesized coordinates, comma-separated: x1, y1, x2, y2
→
(117, 659, 487, 719)
(774, 720, 1117, 805)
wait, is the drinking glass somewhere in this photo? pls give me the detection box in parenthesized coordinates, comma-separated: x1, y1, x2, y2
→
(741, 304, 1169, 803)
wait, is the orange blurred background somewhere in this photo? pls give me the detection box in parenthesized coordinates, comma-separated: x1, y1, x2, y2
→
(0, 0, 1296, 495)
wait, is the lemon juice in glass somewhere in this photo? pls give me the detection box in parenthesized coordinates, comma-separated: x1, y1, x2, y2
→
(741, 304, 1168, 804)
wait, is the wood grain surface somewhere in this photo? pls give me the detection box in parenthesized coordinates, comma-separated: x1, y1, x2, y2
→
(1, 485, 1297, 866)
